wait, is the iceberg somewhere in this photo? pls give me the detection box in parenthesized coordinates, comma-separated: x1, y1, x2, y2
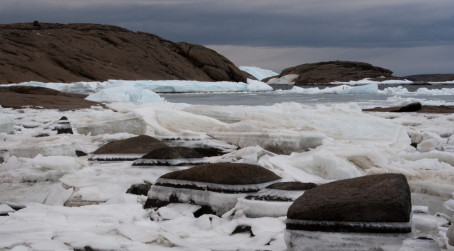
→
(85, 86, 166, 103)
(239, 66, 279, 80)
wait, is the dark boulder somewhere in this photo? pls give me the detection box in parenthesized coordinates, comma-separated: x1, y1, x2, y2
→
(266, 182, 317, 191)
(53, 116, 73, 134)
(91, 135, 167, 161)
(126, 181, 152, 196)
(147, 163, 281, 214)
(158, 162, 280, 187)
(287, 173, 412, 233)
(392, 102, 422, 112)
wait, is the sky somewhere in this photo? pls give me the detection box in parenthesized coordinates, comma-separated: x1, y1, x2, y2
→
(1, 0, 453, 76)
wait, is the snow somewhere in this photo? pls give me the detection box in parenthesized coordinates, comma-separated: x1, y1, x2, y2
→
(1, 81, 454, 250)
(239, 66, 279, 80)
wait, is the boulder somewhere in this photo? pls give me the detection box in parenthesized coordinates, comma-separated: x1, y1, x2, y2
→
(392, 102, 422, 112)
(265, 61, 398, 85)
(285, 174, 412, 250)
(146, 162, 281, 215)
(90, 135, 167, 161)
(0, 22, 251, 84)
(132, 146, 212, 166)
(235, 182, 317, 218)
(126, 181, 152, 196)
(53, 116, 73, 134)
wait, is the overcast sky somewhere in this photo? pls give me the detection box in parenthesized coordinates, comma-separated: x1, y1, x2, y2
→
(1, 0, 453, 76)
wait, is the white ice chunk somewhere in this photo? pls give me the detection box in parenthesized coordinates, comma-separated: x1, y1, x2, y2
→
(44, 184, 73, 206)
(246, 78, 273, 91)
(74, 111, 147, 136)
(239, 66, 278, 80)
(266, 74, 299, 85)
(0, 114, 15, 134)
(86, 86, 166, 103)
(0, 204, 15, 214)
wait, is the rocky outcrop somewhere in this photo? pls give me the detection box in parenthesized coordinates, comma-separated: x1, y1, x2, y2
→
(364, 104, 454, 114)
(0, 22, 252, 84)
(0, 86, 101, 110)
(266, 61, 398, 85)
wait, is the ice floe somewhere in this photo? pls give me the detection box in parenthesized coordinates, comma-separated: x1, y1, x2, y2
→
(239, 66, 279, 80)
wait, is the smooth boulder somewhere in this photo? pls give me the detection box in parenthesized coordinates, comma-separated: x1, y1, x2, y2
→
(146, 162, 281, 215)
(90, 135, 167, 161)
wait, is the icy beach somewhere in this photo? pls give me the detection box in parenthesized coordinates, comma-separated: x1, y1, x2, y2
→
(1, 78, 454, 250)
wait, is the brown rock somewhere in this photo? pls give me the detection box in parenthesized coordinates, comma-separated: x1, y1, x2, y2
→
(364, 104, 454, 114)
(267, 61, 399, 85)
(0, 86, 101, 110)
(0, 22, 251, 84)
(266, 182, 317, 191)
(288, 174, 411, 224)
(93, 135, 166, 155)
(159, 162, 281, 186)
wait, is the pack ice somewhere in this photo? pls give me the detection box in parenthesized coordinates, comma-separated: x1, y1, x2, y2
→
(1, 82, 454, 250)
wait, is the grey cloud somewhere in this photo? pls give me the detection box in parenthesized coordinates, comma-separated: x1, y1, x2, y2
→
(1, 0, 452, 48)
(207, 45, 454, 76)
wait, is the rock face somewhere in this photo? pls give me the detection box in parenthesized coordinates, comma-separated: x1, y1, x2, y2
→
(0, 22, 251, 84)
(90, 135, 167, 161)
(146, 162, 281, 215)
(267, 61, 397, 85)
(0, 86, 101, 110)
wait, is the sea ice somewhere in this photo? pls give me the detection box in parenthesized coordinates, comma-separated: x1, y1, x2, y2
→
(85, 85, 166, 103)
(0, 114, 14, 134)
(239, 66, 279, 80)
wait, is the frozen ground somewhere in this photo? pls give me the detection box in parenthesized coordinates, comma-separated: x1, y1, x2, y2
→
(1, 79, 454, 250)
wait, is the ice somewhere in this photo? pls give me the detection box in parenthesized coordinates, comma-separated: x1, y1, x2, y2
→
(73, 110, 147, 136)
(8, 78, 273, 94)
(278, 83, 379, 94)
(86, 85, 166, 103)
(331, 78, 413, 85)
(0, 114, 15, 134)
(2, 91, 454, 250)
(0, 203, 15, 214)
(148, 178, 281, 215)
(246, 78, 273, 91)
(266, 74, 299, 85)
(233, 188, 306, 218)
(239, 66, 279, 80)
